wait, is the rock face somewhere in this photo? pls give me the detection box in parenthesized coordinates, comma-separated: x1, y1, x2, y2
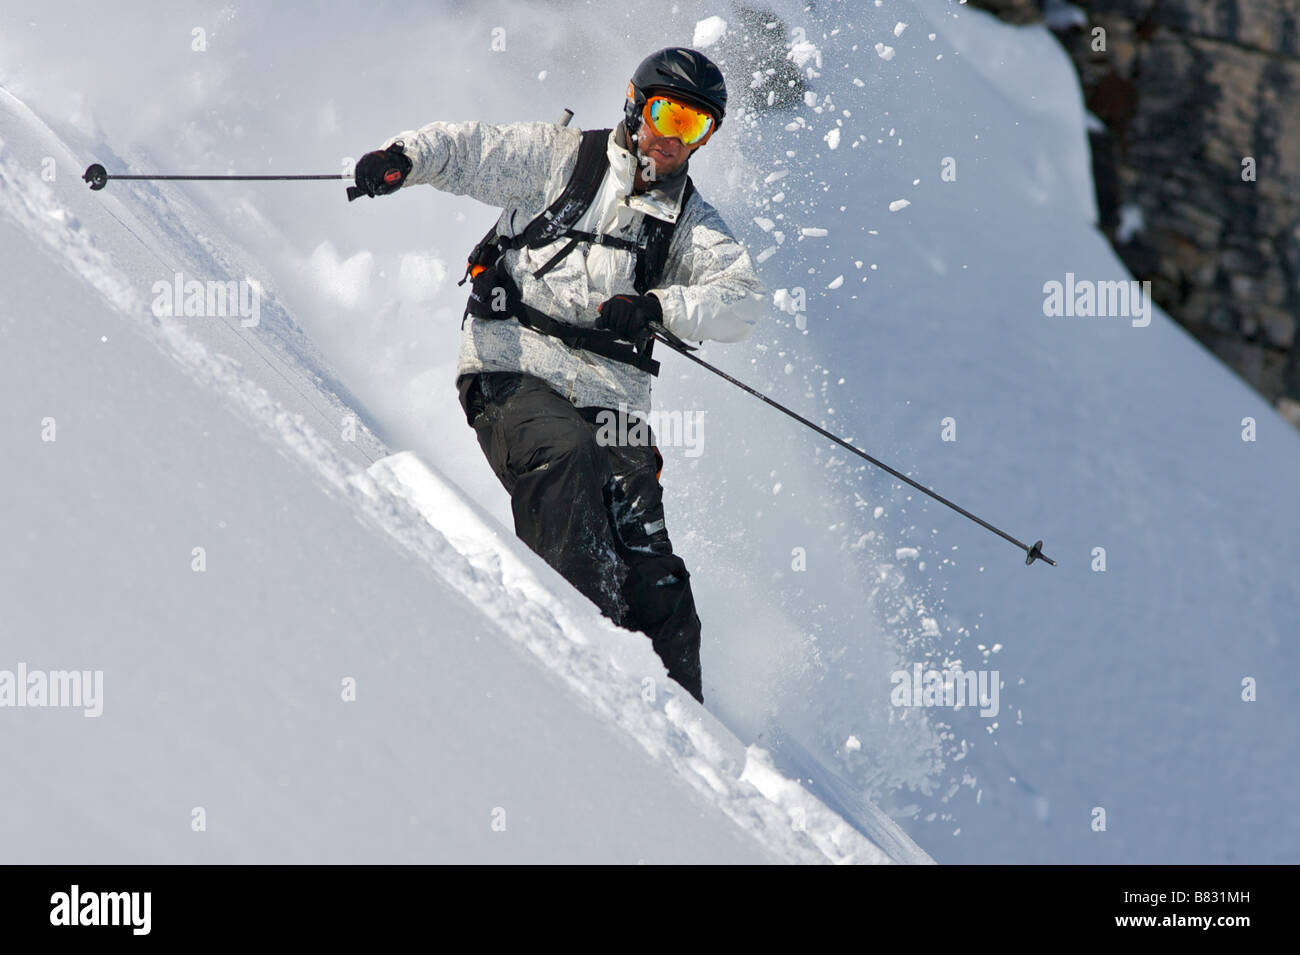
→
(971, 0, 1045, 24)
(969, 0, 1300, 426)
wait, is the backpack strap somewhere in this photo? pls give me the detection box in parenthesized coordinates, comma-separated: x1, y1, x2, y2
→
(464, 264, 660, 375)
(519, 128, 613, 248)
(458, 128, 613, 287)
(636, 177, 693, 294)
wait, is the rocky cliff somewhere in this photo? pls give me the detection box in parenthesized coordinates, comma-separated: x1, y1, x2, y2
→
(970, 0, 1300, 426)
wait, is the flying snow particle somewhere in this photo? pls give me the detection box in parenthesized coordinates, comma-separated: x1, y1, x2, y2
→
(889, 199, 911, 212)
(800, 227, 829, 237)
(845, 735, 862, 752)
(827, 275, 844, 289)
(693, 15, 727, 47)
(894, 22, 908, 37)
(788, 40, 823, 70)
(825, 128, 841, 149)
(875, 42, 895, 61)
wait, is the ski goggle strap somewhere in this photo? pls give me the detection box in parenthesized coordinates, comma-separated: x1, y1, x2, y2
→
(641, 94, 716, 146)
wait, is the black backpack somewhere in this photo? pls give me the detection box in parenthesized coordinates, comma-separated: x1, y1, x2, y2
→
(458, 127, 695, 376)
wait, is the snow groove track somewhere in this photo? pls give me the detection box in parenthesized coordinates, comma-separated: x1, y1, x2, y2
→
(362, 452, 906, 864)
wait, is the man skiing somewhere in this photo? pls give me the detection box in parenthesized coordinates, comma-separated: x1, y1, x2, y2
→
(351, 47, 764, 703)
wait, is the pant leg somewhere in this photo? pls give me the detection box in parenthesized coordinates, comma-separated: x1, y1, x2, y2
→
(459, 372, 628, 623)
(584, 406, 704, 703)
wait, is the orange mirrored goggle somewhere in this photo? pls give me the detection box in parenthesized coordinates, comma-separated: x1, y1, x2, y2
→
(640, 93, 716, 147)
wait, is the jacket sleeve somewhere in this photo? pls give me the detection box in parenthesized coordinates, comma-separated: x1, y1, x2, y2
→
(382, 120, 580, 211)
(649, 195, 765, 343)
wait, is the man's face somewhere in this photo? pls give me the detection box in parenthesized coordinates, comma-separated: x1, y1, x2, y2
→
(635, 120, 700, 180)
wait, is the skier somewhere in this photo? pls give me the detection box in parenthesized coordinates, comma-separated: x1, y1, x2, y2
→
(351, 47, 764, 703)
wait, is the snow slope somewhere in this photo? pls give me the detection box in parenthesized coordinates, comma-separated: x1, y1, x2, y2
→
(0, 76, 914, 864)
(2, 0, 1297, 863)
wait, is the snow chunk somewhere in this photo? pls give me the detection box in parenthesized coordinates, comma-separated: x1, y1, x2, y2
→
(825, 128, 841, 150)
(888, 199, 911, 212)
(827, 275, 844, 289)
(845, 735, 862, 752)
(788, 40, 823, 70)
(875, 42, 895, 61)
(895, 546, 919, 560)
(800, 227, 829, 237)
(773, 288, 800, 314)
(894, 22, 908, 37)
(693, 15, 727, 47)
(1117, 203, 1145, 243)
(753, 216, 775, 232)
(1044, 0, 1088, 30)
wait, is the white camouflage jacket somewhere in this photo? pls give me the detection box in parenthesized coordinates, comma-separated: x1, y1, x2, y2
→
(383, 119, 765, 414)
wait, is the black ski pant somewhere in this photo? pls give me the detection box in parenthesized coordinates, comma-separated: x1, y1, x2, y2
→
(457, 371, 703, 702)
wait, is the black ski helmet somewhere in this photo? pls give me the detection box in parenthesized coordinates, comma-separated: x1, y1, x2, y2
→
(624, 47, 727, 141)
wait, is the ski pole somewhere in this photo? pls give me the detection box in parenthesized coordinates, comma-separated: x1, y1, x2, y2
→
(649, 325, 1056, 567)
(82, 163, 348, 191)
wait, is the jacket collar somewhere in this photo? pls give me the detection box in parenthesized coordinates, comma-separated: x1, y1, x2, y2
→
(610, 121, 689, 224)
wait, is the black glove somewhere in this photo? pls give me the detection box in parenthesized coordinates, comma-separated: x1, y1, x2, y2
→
(597, 293, 662, 350)
(353, 142, 412, 198)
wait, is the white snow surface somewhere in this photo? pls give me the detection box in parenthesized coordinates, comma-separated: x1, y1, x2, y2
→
(1, 0, 1297, 864)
